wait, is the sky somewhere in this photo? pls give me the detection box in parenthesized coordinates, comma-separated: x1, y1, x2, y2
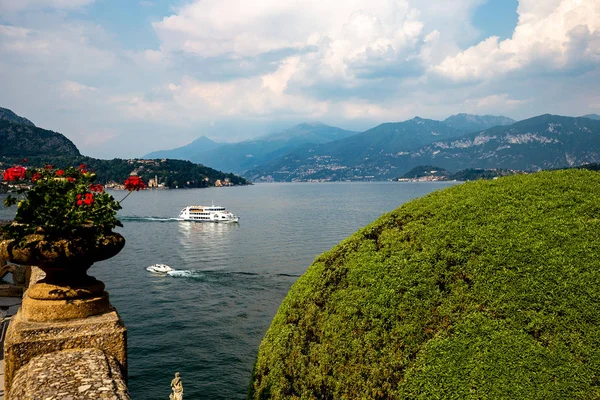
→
(0, 0, 598, 159)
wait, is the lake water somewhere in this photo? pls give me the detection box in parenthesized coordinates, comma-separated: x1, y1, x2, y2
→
(0, 181, 458, 399)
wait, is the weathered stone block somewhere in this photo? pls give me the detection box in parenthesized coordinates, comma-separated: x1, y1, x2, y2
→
(9, 348, 130, 399)
(3, 307, 127, 394)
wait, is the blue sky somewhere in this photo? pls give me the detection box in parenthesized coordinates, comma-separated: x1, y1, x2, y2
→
(0, 0, 598, 158)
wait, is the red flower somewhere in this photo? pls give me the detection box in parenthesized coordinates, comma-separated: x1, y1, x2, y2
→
(67, 177, 75, 183)
(90, 183, 104, 193)
(77, 193, 95, 206)
(84, 193, 94, 206)
(31, 173, 42, 182)
(56, 170, 65, 177)
(3, 166, 26, 182)
(44, 164, 53, 170)
(123, 175, 146, 191)
(78, 164, 88, 174)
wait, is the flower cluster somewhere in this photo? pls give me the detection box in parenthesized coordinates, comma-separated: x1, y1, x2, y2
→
(2, 164, 145, 239)
(76, 193, 95, 206)
(124, 175, 146, 191)
(3, 166, 26, 181)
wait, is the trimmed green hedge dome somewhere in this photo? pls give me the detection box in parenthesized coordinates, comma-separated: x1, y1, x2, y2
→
(250, 170, 600, 399)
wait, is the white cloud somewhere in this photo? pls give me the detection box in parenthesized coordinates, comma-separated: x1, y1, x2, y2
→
(166, 74, 330, 120)
(108, 94, 172, 122)
(462, 94, 528, 112)
(1, 0, 599, 159)
(152, 0, 450, 84)
(0, 25, 31, 38)
(433, 0, 600, 82)
(0, 23, 117, 75)
(60, 80, 97, 97)
(0, 0, 95, 12)
(75, 129, 117, 146)
(261, 57, 300, 94)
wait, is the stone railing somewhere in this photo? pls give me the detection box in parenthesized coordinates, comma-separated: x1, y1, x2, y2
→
(0, 221, 130, 399)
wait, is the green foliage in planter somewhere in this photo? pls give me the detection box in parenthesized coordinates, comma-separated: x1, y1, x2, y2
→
(2, 165, 122, 239)
(250, 169, 600, 399)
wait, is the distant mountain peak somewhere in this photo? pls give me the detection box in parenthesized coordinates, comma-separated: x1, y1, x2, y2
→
(297, 121, 326, 128)
(262, 122, 357, 143)
(143, 135, 221, 160)
(443, 113, 515, 133)
(582, 113, 600, 120)
(189, 136, 219, 145)
(0, 107, 35, 127)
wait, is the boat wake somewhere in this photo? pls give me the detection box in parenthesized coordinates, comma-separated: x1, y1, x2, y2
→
(165, 270, 199, 278)
(147, 268, 300, 281)
(120, 216, 180, 223)
(146, 264, 201, 278)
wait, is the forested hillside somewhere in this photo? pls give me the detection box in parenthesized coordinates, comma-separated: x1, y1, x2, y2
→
(0, 108, 249, 187)
(0, 120, 80, 158)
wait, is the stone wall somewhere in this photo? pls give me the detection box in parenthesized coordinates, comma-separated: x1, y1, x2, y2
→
(10, 348, 129, 399)
(2, 264, 130, 399)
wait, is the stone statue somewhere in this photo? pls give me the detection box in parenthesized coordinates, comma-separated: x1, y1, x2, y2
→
(170, 372, 183, 400)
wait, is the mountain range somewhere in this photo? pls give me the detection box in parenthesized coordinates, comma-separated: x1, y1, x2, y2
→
(241, 117, 470, 182)
(245, 114, 600, 181)
(144, 114, 514, 172)
(4, 106, 600, 183)
(143, 122, 357, 173)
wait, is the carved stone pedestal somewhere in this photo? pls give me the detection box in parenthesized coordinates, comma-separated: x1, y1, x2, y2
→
(21, 279, 110, 322)
(3, 306, 127, 396)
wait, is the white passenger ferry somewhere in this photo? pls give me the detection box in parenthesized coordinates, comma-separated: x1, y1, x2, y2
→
(178, 204, 240, 223)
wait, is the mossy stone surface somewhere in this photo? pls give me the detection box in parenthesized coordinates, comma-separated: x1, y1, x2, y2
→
(250, 170, 600, 399)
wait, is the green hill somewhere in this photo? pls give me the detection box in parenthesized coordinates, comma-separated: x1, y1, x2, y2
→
(401, 165, 449, 179)
(0, 120, 80, 158)
(0, 107, 35, 126)
(250, 169, 600, 399)
(1, 155, 248, 189)
(0, 107, 249, 187)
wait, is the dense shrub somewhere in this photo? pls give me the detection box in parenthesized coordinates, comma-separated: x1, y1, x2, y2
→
(250, 169, 600, 399)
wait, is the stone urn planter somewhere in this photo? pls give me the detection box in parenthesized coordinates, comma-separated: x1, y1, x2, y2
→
(0, 229, 125, 322)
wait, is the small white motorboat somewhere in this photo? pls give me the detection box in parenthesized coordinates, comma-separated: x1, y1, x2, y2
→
(146, 264, 174, 274)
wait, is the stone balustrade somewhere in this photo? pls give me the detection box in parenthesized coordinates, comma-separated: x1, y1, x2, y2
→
(10, 348, 129, 399)
(0, 221, 131, 399)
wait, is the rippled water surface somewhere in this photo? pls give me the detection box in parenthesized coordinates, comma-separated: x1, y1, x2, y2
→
(1, 181, 457, 399)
